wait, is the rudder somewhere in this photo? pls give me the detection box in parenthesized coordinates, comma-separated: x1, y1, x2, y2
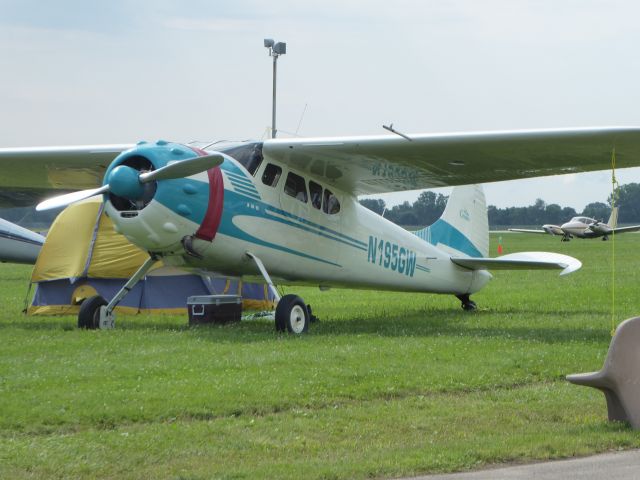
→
(413, 185, 488, 258)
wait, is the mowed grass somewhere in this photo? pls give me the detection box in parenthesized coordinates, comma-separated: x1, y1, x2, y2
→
(1, 233, 640, 479)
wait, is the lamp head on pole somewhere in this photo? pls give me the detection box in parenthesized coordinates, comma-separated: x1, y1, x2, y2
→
(264, 38, 286, 57)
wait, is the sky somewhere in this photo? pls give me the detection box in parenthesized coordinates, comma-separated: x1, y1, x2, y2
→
(1, 0, 639, 211)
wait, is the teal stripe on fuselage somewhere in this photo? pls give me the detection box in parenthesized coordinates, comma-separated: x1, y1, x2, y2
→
(219, 161, 364, 248)
(154, 159, 369, 267)
(232, 187, 262, 201)
(413, 219, 482, 258)
(228, 177, 260, 191)
(263, 206, 367, 248)
(218, 190, 342, 267)
(232, 183, 260, 196)
(262, 208, 367, 252)
(233, 184, 261, 196)
(227, 175, 258, 190)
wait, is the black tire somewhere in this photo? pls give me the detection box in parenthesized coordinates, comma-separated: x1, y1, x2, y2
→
(275, 294, 309, 334)
(462, 300, 477, 311)
(78, 295, 107, 329)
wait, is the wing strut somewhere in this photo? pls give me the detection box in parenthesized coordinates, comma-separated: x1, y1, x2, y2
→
(245, 252, 281, 302)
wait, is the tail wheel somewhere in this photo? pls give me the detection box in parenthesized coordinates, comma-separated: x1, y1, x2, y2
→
(456, 294, 477, 312)
(78, 295, 107, 329)
(462, 300, 477, 311)
(275, 294, 309, 334)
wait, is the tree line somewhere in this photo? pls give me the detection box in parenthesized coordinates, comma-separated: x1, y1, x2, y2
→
(359, 182, 640, 227)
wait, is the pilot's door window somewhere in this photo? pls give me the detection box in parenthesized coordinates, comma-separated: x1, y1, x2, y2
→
(262, 163, 282, 187)
(284, 172, 308, 203)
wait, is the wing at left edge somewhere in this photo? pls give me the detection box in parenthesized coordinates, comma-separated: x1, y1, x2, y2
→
(451, 251, 582, 276)
(0, 144, 133, 207)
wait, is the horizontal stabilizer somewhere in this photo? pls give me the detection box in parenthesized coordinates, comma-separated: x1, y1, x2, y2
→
(451, 251, 581, 276)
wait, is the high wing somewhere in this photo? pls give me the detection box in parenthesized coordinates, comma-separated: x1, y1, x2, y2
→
(451, 252, 581, 276)
(0, 144, 132, 206)
(1, 127, 640, 206)
(262, 127, 640, 195)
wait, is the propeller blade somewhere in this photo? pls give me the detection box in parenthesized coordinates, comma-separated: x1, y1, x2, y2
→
(139, 154, 224, 184)
(36, 185, 110, 211)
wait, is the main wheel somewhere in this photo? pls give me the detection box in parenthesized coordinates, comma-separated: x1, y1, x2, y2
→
(78, 295, 107, 329)
(275, 294, 309, 334)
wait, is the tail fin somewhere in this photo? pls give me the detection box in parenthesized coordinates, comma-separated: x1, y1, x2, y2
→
(413, 185, 488, 258)
(607, 207, 619, 228)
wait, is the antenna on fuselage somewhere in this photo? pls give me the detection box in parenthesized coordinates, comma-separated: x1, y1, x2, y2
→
(383, 123, 412, 141)
(295, 103, 308, 136)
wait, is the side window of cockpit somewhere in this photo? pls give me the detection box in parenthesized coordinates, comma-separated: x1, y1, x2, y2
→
(309, 181, 322, 210)
(323, 188, 340, 214)
(284, 172, 308, 203)
(262, 163, 282, 187)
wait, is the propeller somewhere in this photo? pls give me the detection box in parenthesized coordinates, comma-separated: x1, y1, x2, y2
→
(36, 153, 223, 212)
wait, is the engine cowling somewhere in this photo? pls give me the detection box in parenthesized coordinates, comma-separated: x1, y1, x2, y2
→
(103, 141, 217, 253)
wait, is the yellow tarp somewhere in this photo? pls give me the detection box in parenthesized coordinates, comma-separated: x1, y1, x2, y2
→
(87, 208, 150, 278)
(29, 198, 275, 313)
(30, 200, 100, 281)
(31, 198, 161, 281)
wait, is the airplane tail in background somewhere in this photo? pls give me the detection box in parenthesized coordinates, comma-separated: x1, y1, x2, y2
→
(412, 184, 489, 258)
(608, 207, 619, 228)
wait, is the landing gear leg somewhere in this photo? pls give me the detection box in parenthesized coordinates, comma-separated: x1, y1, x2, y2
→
(77, 255, 158, 329)
(456, 294, 477, 311)
(246, 251, 310, 334)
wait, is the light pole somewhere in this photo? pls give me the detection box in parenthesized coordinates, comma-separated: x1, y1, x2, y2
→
(264, 38, 286, 139)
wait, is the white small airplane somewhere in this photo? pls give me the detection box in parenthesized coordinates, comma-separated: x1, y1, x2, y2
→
(2, 127, 640, 333)
(0, 218, 45, 264)
(509, 207, 640, 241)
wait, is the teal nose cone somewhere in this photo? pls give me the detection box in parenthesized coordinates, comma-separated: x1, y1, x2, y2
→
(108, 165, 144, 200)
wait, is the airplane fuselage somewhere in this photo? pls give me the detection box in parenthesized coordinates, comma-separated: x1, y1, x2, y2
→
(104, 143, 490, 297)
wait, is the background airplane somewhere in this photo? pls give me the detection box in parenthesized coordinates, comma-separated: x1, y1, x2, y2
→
(509, 207, 640, 241)
(2, 127, 640, 333)
(0, 218, 45, 264)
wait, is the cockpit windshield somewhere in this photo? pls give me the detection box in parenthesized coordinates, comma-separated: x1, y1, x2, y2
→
(220, 142, 264, 175)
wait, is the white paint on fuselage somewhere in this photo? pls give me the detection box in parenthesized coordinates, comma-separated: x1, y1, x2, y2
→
(107, 155, 490, 296)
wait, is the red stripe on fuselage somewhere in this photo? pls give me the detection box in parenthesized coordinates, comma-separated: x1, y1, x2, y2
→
(189, 147, 224, 242)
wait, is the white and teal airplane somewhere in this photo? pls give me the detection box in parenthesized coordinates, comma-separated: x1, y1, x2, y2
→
(2, 127, 640, 333)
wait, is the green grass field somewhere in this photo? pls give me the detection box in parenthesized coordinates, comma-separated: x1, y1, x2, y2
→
(1, 233, 639, 479)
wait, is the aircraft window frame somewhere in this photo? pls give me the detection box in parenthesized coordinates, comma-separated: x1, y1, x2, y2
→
(284, 172, 308, 203)
(309, 181, 323, 210)
(322, 188, 341, 215)
(262, 163, 282, 187)
(220, 142, 264, 176)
